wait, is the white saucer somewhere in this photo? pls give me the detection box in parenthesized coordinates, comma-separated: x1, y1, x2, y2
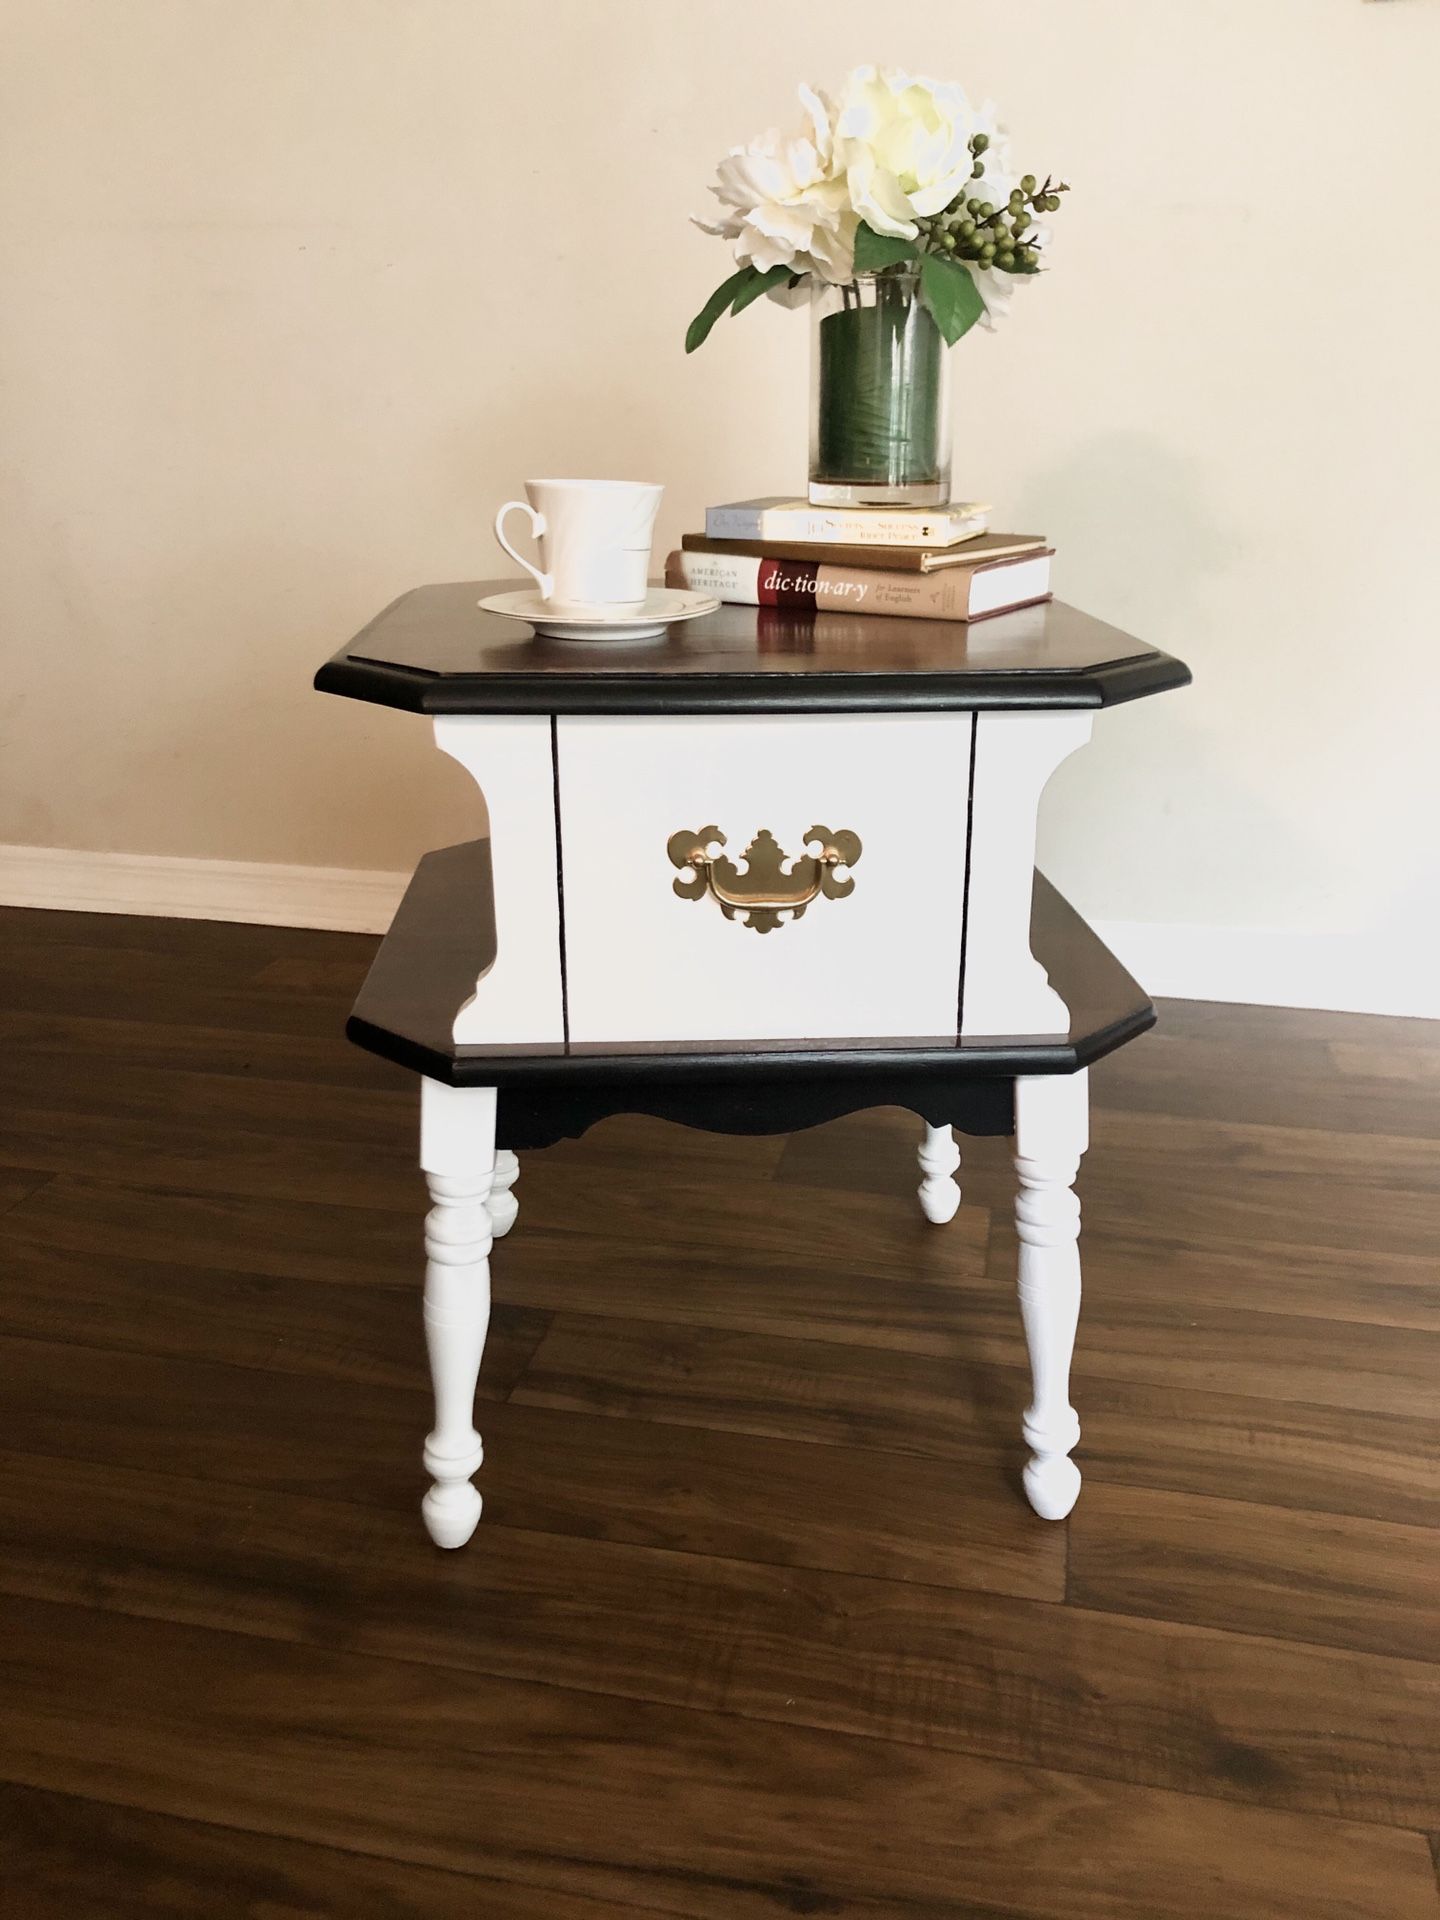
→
(478, 587, 719, 643)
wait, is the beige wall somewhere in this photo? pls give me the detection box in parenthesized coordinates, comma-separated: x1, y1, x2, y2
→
(3, 1, 1438, 1004)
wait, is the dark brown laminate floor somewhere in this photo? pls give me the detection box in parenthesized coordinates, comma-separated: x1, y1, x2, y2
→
(0, 905, 1437, 1920)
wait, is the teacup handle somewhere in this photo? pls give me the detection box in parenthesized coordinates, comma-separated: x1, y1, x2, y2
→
(494, 500, 552, 599)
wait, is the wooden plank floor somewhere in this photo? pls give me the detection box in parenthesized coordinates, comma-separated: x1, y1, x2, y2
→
(1, 905, 1437, 1919)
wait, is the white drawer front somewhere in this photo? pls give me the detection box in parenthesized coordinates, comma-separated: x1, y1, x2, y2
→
(556, 713, 973, 1044)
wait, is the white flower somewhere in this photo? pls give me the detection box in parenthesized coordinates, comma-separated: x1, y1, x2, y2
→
(968, 266, 1012, 331)
(970, 215, 1053, 329)
(833, 67, 982, 237)
(693, 83, 858, 284)
(691, 67, 1059, 335)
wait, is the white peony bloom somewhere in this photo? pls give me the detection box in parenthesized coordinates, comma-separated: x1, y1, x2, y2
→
(967, 216, 1052, 329)
(969, 266, 1013, 330)
(968, 103, 1024, 225)
(833, 66, 981, 236)
(691, 68, 1059, 336)
(692, 82, 858, 284)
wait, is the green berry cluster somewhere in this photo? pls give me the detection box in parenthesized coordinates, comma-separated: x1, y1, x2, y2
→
(915, 133, 1069, 276)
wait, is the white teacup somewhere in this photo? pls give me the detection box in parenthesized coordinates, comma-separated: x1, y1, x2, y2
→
(494, 478, 663, 615)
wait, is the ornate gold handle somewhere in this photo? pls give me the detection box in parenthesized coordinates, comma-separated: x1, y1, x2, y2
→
(667, 823, 862, 934)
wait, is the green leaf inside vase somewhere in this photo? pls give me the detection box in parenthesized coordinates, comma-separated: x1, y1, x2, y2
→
(814, 273, 944, 488)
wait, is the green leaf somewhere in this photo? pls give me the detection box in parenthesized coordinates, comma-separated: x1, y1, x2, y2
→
(917, 253, 985, 346)
(853, 223, 919, 272)
(686, 268, 755, 353)
(728, 263, 792, 317)
(685, 264, 794, 352)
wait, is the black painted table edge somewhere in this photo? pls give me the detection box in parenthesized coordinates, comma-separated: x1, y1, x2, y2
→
(347, 1006, 1153, 1090)
(348, 1029, 1153, 1151)
(315, 649, 1190, 716)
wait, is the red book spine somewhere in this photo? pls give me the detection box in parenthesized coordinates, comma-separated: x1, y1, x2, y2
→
(756, 559, 821, 608)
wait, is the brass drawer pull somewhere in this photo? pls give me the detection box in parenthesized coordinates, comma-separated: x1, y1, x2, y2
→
(667, 824, 862, 934)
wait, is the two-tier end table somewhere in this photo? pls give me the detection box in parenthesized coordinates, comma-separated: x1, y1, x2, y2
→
(316, 585, 1189, 1547)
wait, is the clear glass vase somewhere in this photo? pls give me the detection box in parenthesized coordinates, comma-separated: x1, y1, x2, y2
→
(808, 267, 951, 508)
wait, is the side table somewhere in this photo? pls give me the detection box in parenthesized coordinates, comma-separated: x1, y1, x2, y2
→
(317, 586, 1190, 1546)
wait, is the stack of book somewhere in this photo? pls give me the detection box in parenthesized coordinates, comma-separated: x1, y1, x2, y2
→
(665, 496, 1052, 625)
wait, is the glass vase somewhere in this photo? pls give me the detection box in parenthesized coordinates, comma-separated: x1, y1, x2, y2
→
(808, 267, 951, 508)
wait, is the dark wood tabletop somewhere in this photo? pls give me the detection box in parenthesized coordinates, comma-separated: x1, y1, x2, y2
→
(316, 581, 1191, 715)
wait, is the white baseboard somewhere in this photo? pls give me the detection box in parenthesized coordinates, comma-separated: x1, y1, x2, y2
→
(2, 845, 1435, 1019)
(1094, 916, 1440, 1022)
(0, 843, 408, 935)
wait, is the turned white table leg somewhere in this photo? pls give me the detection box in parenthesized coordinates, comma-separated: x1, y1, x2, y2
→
(917, 1123, 962, 1224)
(1013, 1071, 1089, 1521)
(489, 1148, 520, 1238)
(418, 1079, 497, 1548)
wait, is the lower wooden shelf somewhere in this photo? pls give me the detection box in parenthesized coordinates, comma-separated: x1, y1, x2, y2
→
(347, 838, 1153, 1134)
